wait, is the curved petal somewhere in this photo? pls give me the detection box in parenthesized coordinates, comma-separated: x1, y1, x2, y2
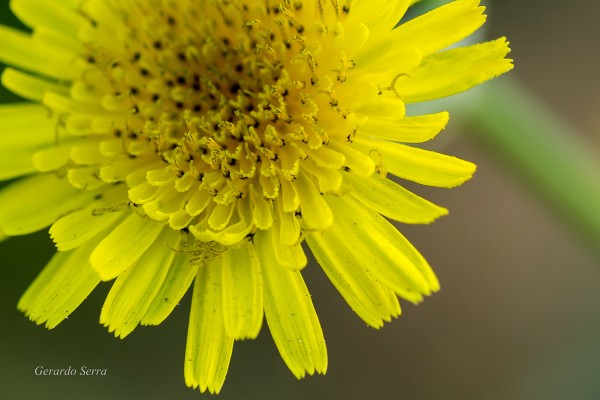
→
(1, 68, 69, 102)
(391, 0, 485, 57)
(11, 0, 86, 36)
(0, 25, 83, 81)
(50, 203, 124, 251)
(141, 252, 198, 326)
(89, 212, 165, 280)
(255, 230, 327, 379)
(358, 112, 449, 143)
(344, 171, 448, 223)
(401, 38, 514, 103)
(306, 229, 401, 328)
(17, 236, 102, 329)
(324, 194, 439, 299)
(295, 171, 333, 231)
(0, 173, 96, 235)
(354, 136, 476, 187)
(100, 229, 178, 338)
(184, 258, 234, 395)
(345, 0, 409, 38)
(0, 103, 61, 179)
(221, 240, 263, 340)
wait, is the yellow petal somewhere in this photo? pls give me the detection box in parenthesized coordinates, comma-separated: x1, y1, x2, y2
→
(89, 213, 165, 281)
(10, 0, 85, 37)
(306, 229, 401, 328)
(0, 25, 82, 81)
(146, 166, 177, 186)
(221, 240, 263, 340)
(17, 238, 101, 329)
(359, 112, 449, 143)
(141, 253, 199, 326)
(0, 103, 59, 179)
(43, 91, 106, 115)
(329, 140, 375, 177)
(98, 156, 148, 183)
(249, 185, 274, 230)
(142, 189, 187, 221)
(208, 203, 235, 231)
(391, 0, 486, 57)
(274, 197, 301, 246)
(269, 225, 307, 270)
(255, 230, 327, 379)
(192, 202, 253, 246)
(353, 96, 406, 120)
(70, 140, 106, 165)
(280, 179, 299, 213)
(100, 229, 178, 338)
(32, 142, 78, 172)
(345, 0, 409, 38)
(79, 0, 122, 33)
(307, 146, 345, 169)
(185, 187, 211, 216)
(32, 25, 84, 55)
(401, 38, 514, 103)
(0, 173, 95, 235)
(184, 259, 234, 394)
(355, 136, 476, 187)
(0, 154, 35, 180)
(295, 171, 333, 231)
(67, 166, 106, 190)
(50, 203, 124, 251)
(301, 157, 343, 193)
(353, 47, 421, 86)
(168, 209, 194, 230)
(258, 174, 279, 198)
(1, 67, 68, 102)
(325, 195, 439, 300)
(128, 182, 159, 204)
(344, 172, 448, 223)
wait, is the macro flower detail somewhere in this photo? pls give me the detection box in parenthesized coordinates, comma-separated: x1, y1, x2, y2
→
(0, 0, 512, 394)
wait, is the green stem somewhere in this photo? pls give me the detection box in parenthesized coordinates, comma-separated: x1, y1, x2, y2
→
(466, 76, 600, 250)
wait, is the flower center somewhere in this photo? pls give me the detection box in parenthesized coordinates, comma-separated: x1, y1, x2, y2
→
(72, 0, 365, 244)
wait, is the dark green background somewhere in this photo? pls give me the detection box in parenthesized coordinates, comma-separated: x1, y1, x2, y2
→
(2, 1, 600, 399)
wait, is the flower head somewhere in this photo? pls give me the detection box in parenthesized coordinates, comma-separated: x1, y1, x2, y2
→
(0, 0, 512, 394)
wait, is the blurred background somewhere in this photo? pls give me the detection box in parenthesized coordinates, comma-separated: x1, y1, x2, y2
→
(1, 0, 600, 399)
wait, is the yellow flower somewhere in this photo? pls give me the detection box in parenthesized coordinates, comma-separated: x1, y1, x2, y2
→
(0, 0, 512, 394)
